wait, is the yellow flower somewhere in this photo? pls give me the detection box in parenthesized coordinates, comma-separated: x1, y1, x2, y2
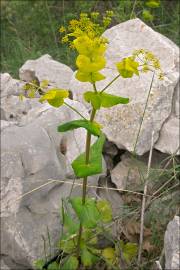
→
(59, 26, 66, 33)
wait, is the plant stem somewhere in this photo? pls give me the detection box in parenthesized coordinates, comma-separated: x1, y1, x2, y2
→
(133, 71, 155, 155)
(76, 107, 96, 258)
(64, 101, 87, 120)
(138, 131, 154, 266)
(100, 74, 120, 93)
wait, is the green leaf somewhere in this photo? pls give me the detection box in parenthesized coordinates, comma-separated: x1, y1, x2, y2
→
(81, 248, 98, 267)
(116, 57, 139, 78)
(76, 70, 92, 82)
(102, 247, 115, 263)
(96, 200, 112, 223)
(142, 10, 154, 21)
(57, 119, 101, 136)
(48, 262, 59, 270)
(75, 71, 105, 83)
(72, 133, 105, 178)
(84, 91, 102, 110)
(64, 212, 79, 234)
(70, 197, 101, 229)
(59, 234, 77, 253)
(119, 241, 138, 263)
(100, 92, 129, 107)
(91, 72, 106, 82)
(76, 55, 106, 73)
(145, 0, 160, 8)
(34, 259, 45, 270)
(84, 91, 129, 110)
(39, 89, 69, 108)
(61, 256, 79, 270)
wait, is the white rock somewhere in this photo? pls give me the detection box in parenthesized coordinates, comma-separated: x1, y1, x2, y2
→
(111, 150, 170, 192)
(172, 82, 180, 118)
(164, 216, 180, 270)
(1, 98, 102, 268)
(155, 116, 180, 155)
(0, 73, 23, 98)
(19, 54, 73, 89)
(69, 18, 179, 155)
(1, 95, 42, 122)
(111, 152, 146, 192)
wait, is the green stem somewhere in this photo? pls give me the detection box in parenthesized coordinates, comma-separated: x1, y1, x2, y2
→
(100, 74, 120, 93)
(64, 101, 87, 120)
(76, 107, 96, 258)
(133, 71, 155, 155)
(93, 82, 97, 93)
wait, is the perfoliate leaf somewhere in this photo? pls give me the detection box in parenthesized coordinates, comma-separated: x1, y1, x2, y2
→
(39, 89, 69, 108)
(70, 197, 101, 229)
(102, 247, 115, 263)
(57, 119, 101, 136)
(91, 71, 105, 82)
(61, 256, 79, 270)
(100, 92, 129, 107)
(96, 200, 112, 223)
(75, 71, 105, 83)
(72, 133, 105, 178)
(84, 91, 129, 110)
(76, 55, 106, 73)
(116, 57, 139, 78)
(84, 91, 102, 109)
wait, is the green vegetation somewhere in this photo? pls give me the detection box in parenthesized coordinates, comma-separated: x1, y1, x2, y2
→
(1, 0, 179, 78)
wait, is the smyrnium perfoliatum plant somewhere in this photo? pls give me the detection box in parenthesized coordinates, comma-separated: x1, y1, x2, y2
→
(21, 11, 164, 270)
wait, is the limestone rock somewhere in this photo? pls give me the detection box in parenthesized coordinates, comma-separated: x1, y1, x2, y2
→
(164, 216, 180, 270)
(110, 150, 170, 192)
(111, 152, 146, 192)
(1, 95, 42, 122)
(69, 18, 179, 155)
(1, 98, 102, 268)
(155, 116, 180, 155)
(0, 73, 23, 98)
(19, 54, 73, 89)
(172, 83, 180, 118)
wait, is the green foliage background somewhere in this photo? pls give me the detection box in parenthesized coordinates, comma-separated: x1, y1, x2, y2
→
(1, 0, 179, 78)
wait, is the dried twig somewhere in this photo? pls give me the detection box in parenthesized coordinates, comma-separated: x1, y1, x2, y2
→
(138, 130, 154, 265)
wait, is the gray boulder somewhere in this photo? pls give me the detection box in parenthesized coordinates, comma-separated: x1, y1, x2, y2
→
(69, 18, 179, 155)
(19, 54, 73, 89)
(0, 73, 23, 98)
(1, 98, 101, 268)
(164, 216, 180, 270)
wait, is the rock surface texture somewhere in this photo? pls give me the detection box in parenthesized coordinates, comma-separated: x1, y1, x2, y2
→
(1, 58, 100, 268)
(69, 18, 179, 155)
(19, 54, 73, 89)
(1, 99, 100, 268)
(164, 216, 180, 270)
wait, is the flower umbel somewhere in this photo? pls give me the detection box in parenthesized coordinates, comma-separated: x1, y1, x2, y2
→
(59, 11, 114, 83)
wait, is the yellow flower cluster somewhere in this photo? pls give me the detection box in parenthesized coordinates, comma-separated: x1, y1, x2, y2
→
(59, 11, 114, 83)
(132, 49, 164, 79)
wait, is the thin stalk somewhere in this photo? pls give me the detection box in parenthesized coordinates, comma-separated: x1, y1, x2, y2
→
(76, 107, 96, 258)
(133, 71, 155, 155)
(100, 74, 120, 93)
(138, 131, 154, 265)
(64, 101, 87, 120)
